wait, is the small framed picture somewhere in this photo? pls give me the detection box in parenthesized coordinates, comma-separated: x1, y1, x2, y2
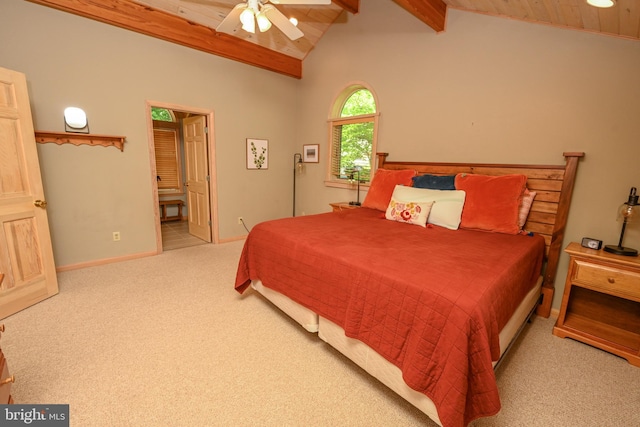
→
(303, 144, 319, 163)
(247, 138, 268, 170)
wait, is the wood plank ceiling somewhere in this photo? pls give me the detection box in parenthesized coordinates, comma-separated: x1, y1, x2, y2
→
(27, 0, 639, 79)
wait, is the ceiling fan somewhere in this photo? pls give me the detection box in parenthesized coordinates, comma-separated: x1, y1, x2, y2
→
(216, 0, 331, 41)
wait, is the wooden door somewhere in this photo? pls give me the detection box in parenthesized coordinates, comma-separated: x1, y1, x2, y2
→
(0, 67, 58, 319)
(183, 116, 211, 242)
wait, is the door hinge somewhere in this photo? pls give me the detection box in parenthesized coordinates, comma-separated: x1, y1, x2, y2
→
(206, 175, 210, 182)
(204, 126, 208, 134)
(208, 220, 212, 226)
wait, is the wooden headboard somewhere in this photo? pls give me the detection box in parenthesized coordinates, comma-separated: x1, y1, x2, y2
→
(376, 152, 585, 318)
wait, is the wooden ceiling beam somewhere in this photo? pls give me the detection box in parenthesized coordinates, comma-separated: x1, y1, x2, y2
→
(332, 0, 359, 15)
(392, 0, 447, 33)
(26, 0, 304, 78)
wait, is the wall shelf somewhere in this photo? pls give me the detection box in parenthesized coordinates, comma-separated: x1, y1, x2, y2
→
(35, 131, 126, 151)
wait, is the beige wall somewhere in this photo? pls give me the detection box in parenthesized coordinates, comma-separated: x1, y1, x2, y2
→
(2, 2, 639, 309)
(296, 4, 640, 309)
(1, 1, 298, 267)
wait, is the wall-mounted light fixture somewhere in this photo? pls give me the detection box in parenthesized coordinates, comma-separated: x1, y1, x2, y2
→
(64, 107, 89, 133)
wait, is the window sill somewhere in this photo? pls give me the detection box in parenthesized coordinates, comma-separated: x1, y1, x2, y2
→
(324, 180, 370, 190)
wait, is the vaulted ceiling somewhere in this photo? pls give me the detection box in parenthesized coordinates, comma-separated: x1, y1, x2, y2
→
(27, 0, 640, 79)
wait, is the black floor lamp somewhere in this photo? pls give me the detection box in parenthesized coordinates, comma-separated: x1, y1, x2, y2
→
(293, 153, 303, 216)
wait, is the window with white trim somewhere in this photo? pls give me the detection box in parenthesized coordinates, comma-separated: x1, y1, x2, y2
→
(327, 85, 378, 185)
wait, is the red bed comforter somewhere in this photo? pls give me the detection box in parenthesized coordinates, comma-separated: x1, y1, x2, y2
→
(235, 208, 545, 427)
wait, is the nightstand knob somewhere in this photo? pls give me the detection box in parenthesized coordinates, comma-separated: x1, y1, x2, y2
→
(0, 324, 4, 332)
(0, 375, 14, 386)
(608, 277, 615, 284)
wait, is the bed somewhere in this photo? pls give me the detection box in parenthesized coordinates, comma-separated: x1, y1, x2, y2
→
(235, 152, 583, 427)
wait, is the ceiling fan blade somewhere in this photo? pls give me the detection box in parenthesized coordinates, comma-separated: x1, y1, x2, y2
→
(263, 5, 304, 40)
(270, 0, 331, 4)
(181, 0, 232, 6)
(215, 3, 245, 35)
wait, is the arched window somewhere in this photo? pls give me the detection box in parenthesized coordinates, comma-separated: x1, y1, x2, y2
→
(327, 84, 378, 184)
(151, 107, 175, 122)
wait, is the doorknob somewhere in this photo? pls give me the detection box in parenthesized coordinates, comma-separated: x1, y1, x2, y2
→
(0, 375, 15, 386)
(34, 200, 47, 209)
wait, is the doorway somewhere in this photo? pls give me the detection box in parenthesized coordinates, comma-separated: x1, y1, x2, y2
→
(145, 101, 218, 253)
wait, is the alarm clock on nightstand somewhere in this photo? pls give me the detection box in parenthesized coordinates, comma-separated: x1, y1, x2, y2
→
(581, 237, 603, 250)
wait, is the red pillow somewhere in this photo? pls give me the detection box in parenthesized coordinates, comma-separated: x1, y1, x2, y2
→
(362, 168, 416, 211)
(455, 173, 527, 234)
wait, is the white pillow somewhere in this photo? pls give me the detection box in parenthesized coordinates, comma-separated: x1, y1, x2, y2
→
(390, 185, 466, 230)
(385, 199, 434, 227)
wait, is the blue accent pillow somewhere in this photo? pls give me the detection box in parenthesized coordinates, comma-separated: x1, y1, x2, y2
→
(412, 174, 456, 190)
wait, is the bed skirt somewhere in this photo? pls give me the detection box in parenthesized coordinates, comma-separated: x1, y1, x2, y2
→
(249, 277, 543, 425)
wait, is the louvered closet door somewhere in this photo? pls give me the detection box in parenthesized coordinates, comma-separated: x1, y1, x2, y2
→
(154, 128, 181, 192)
(0, 67, 58, 319)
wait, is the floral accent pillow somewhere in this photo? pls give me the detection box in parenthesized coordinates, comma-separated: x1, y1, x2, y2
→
(390, 185, 466, 230)
(385, 199, 434, 227)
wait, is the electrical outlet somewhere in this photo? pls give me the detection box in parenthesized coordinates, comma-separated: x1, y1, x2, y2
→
(237, 217, 243, 225)
(113, 231, 121, 241)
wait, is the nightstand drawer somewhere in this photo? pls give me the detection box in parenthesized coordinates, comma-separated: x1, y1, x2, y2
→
(573, 260, 640, 300)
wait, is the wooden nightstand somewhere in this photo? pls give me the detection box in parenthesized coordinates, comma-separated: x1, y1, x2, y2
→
(329, 202, 361, 212)
(553, 242, 640, 366)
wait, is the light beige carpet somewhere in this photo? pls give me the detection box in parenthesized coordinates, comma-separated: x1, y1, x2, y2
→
(2, 241, 639, 426)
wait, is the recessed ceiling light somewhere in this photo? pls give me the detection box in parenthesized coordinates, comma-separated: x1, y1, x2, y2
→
(586, 0, 616, 8)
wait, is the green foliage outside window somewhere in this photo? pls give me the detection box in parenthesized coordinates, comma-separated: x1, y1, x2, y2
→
(341, 90, 375, 117)
(338, 90, 376, 181)
(151, 107, 173, 122)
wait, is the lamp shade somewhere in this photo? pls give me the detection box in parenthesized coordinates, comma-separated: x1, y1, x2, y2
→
(240, 8, 255, 33)
(618, 187, 638, 222)
(256, 11, 272, 32)
(604, 187, 638, 256)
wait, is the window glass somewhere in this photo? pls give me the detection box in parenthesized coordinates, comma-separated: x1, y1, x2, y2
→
(151, 107, 175, 122)
(328, 86, 378, 184)
(341, 89, 375, 117)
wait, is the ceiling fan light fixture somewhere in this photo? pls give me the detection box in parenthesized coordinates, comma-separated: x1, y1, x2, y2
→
(240, 7, 256, 33)
(218, 0, 308, 41)
(586, 0, 616, 8)
(289, 17, 298, 27)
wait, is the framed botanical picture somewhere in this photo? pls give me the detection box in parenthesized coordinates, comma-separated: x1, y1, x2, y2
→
(247, 138, 268, 170)
(303, 144, 319, 163)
